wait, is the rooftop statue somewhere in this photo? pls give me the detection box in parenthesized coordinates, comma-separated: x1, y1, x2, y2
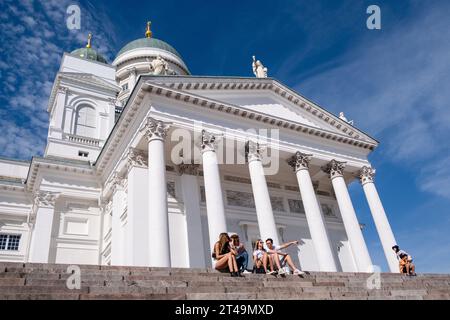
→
(339, 112, 354, 125)
(150, 55, 168, 75)
(252, 55, 268, 78)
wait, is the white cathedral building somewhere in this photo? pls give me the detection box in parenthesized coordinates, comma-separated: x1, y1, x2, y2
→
(0, 23, 400, 273)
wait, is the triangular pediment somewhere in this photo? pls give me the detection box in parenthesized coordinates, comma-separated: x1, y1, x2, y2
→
(143, 76, 377, 145)
(60, 72, 121, 92)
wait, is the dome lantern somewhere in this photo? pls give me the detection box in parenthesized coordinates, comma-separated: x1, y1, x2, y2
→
(71, 33, 107, 64)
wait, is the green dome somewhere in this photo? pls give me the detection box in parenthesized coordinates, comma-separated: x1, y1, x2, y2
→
(71, 47, 108, 64)
(116, 37, 182, 59)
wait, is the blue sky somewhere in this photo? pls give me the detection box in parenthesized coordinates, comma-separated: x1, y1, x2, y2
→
(0, 0, 449, 272)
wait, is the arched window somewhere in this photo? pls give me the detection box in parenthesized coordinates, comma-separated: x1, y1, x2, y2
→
(75, 104, 96, 137)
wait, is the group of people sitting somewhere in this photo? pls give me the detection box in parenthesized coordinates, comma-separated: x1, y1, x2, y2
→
(392, 245, 416, 276)
(212, 232, 305, 277)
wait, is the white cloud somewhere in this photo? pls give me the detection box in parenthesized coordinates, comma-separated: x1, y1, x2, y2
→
(290, 3, 450, 199)
(0, 0, 118, 160)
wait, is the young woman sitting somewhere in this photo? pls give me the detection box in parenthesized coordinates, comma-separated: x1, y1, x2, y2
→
(252, 239, 275, 274)
(212, 233, 242, 277)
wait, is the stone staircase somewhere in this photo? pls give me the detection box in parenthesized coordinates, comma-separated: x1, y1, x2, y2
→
(0, 262, 449, 300)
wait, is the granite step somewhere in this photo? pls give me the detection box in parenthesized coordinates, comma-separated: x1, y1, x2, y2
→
(0, 262, 449, 300)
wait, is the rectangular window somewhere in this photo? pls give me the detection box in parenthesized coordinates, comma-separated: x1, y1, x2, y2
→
(288, 199, 305, 214)
(78, 151, 89, 157)
(0, 234, 21, 251)
(122, 83, 128, 91)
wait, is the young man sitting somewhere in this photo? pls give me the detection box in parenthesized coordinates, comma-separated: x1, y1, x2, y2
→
(265, 238, 305, 276)
(392, 245, 416, 276)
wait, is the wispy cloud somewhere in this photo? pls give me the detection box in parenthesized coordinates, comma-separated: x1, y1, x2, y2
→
(0, 0, 117, 160)
(289, 3, 450, 199)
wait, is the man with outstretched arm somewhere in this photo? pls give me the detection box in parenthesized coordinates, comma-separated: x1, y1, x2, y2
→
(265, 238, 305, 275)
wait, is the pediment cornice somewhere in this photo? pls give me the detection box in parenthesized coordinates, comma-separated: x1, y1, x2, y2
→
(47, 72, 121, 113)
(25, 156, 96, 192)
(145, 76, 378, 145)
(95, 78, 377, 177)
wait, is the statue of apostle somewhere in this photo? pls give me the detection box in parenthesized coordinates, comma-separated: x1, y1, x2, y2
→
(252, 55, 268, 78)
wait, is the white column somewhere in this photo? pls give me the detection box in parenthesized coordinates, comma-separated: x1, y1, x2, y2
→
(288, 152, 337, 272)
(111, 174, 126, 266)
(126, 148, 149, 266)
(246, 141, 279, 244)
(324, 160, 373, 272)
(178, 164, 206, 268)
(141, 117, 171, 267)
(201, 130, 227, 255)
(360, 166, 398, 273)
(28, 192, 58, 263)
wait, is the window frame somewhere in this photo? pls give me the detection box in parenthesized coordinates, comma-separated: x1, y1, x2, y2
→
(0, 233, 21, 251)
(74, 104, 97, 138)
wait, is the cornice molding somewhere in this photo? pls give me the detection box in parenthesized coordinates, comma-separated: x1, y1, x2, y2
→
(145, 76, 377, 145)
(47, 72, 121, 113)
(95, 78, 377, 176)
(176, 163, 200, 176)
(25, 157, 95, 192)
(114, 54, 190, 77)
(140, 81, 376, 149)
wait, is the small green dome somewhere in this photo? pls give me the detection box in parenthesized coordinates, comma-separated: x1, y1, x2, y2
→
(71, 47, 108, 64)
(116, 37, 182, 59)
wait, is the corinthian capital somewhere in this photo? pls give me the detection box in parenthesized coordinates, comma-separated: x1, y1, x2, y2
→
(201, 129, 221, 152)
(322, 159, 346, 179)
(141, 117, 171, 141)
(111, 172, 127, 192)
(33, 191, 59, 208)
(126, 148, 148, 170)
(359, 166, 376, 185)
(245, 140, 266, 162)
(288, 152, 312, 172)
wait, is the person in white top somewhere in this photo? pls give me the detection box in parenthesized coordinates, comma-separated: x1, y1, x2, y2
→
(252, 239, 275, 274)
(265, 238, 305, 276)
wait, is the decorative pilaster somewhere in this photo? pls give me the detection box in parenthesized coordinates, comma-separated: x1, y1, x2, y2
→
(178, 162, 206, 267)
(110, 172, 127, 194)
(126, 148, 148, 171)
(288, 153, 337, 271)
(176, 163, 200, 176)
(359, 166, 398, 273)
(28, 191, 59, 263)
(33, 191, 58, 208)
(111, 175, 127, 266)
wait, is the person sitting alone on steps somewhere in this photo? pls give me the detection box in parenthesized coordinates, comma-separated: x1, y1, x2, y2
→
(265, 238, 305, 276)
(212, 232, 242, 277)
(392, 245, 416, 276)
